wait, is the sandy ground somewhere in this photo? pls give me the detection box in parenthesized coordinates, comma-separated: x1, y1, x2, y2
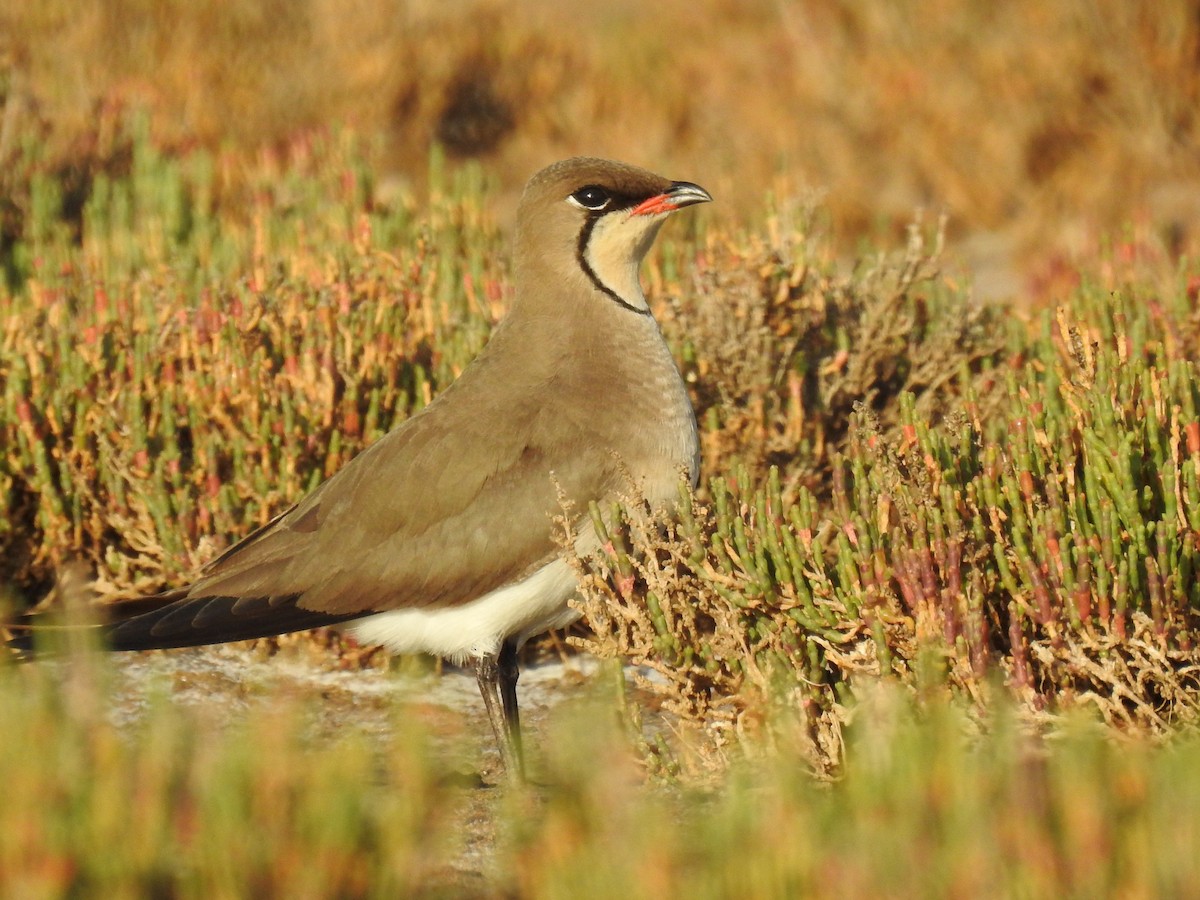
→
(106, 644, 603, 750)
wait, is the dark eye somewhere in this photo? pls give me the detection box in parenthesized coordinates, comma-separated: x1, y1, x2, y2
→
(569, 185, 611, 211)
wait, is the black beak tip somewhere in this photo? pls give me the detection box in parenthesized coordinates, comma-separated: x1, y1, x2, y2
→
(668, 181, 714, 207)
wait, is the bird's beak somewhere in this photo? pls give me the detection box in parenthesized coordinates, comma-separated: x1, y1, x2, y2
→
(631, 181, 713, 216)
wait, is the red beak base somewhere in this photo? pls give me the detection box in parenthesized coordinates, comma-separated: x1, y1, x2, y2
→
(632, 194, 678, 216)
(631, 181, 713, 217)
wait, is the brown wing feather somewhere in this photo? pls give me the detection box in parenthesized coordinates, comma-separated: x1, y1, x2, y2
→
(183, 326, 622, 617)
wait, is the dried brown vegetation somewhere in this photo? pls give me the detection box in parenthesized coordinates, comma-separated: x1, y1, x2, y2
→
(672, 215, 1005, 490)
(2, 0, 1199, 292)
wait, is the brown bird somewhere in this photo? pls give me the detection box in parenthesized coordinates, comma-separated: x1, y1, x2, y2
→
(10, 158, 711, 779)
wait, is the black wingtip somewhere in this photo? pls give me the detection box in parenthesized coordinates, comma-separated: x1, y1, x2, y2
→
(102, 594, 366, 651)
(7, 592, 367, 656)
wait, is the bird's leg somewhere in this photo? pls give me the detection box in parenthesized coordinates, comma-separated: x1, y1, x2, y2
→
(472, 646, 525, 781)
(497, 639, 524, 773)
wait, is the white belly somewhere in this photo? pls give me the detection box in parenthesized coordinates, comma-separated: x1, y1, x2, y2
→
(347, 559, 581, 665)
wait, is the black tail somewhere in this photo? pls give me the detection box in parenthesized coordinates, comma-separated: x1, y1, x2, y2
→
(7, 590, 365, 656)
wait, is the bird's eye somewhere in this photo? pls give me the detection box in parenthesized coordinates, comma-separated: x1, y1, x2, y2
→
(568, 185, 611, 211)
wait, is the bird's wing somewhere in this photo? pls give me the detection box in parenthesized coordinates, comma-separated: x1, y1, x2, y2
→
(93, 360, 620, 649)
(197, 381, 613, 615)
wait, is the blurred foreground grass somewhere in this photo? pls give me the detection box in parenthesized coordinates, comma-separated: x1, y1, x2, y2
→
(0, 651, 452, 898)
(4, 653, 1200, 897)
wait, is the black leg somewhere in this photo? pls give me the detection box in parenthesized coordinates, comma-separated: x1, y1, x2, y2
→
(497, 639, 524, 774)
(472, 647, 525, 781)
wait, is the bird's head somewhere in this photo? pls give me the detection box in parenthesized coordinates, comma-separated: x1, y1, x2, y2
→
(513, 157, 712, 315)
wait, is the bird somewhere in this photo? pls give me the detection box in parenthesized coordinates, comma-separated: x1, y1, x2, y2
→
(8, 157, 712, 780)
